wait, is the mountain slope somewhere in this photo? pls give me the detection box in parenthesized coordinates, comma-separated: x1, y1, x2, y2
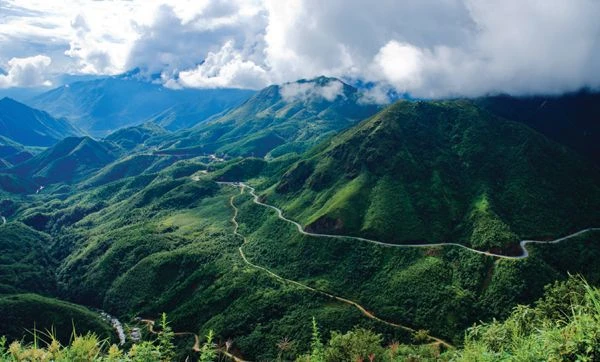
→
(0, 97, 80, 147)
(9, 136, 120, 184)
(267, 100, 600, 251)
(0, 136, 33, 169)
(477, 90, 600, 165)
(104, 123, 169, 151)
(163, 77, 381, 158)
(30, 76, 254, 136)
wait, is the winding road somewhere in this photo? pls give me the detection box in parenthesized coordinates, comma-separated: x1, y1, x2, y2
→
(225, 183, 455, 350)
(219, 182, 599, 260)
(120, 179, 598, 359)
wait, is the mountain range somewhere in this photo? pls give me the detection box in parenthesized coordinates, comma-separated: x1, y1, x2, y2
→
(156, 76, 380, 158)
(0, 75, 598, 360)
(29, 72, 255, 136)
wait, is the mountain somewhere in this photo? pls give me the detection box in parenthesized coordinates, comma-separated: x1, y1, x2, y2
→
(9, 136, 120, 185)
(104, 122, 169, 151)
(0, 135, 33, 169)
(29, 76, 255, 136)
(477, 90, 600, 165)
(0, 97, 598, 359)
(0, 97, 80, 147)
(267, 100, 600, 251)
(162, 76, 381, 158)
(146, 95, 249, 131)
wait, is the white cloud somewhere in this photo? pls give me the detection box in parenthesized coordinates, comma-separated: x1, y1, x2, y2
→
(177, 40, 269, 89)
(126, 1, 267, 76)
(280, 79, 345, 102)
(0, 0, 599, 96)
(0, 55, 52, 88)
(370, 41, 425, 92)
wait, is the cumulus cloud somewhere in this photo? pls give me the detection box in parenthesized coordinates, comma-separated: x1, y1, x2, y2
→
(126, 1, 267, 77)
(1, 0, 599, 96)
(0, 55, 52, 88)
(177, 41, 268, 89)
(279, 79, 345, 102)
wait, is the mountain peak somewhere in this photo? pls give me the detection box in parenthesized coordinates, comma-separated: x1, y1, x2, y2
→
(278, 76, 356, 103)
(0, 97, 21, 106)
(115, 67, 162, 82)
(295, 75, 343, 84)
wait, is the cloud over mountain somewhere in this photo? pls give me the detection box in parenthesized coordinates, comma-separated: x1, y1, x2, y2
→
(1, 0, 599, 97)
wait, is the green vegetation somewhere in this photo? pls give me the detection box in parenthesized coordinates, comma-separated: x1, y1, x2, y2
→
(0, 313, 218, 361)
(0, 223, 55, 294)
(0, 294, 114, 345)
(268, 100, 600, 251)
(3, 276, 599, 361)
(161, 77, 380, 158)
(0, 95, 598, 360)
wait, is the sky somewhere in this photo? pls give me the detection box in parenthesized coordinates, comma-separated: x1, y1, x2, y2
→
(0, 0, 599, 99)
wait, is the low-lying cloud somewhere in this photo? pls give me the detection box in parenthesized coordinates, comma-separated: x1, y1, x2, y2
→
(280, 79, 345, 102)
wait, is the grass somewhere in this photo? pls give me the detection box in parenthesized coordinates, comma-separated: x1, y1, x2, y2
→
(0, 294, 114, 345)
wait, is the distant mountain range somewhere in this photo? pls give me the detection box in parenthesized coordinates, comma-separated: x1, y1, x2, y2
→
(0, 135, 33, 169)
(0, 97, 80, 147)
(29, 73, 255, 136)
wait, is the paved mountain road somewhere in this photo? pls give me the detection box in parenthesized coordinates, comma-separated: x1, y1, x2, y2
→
(225, 183, 455, 349)
(219, 182, 599, 260)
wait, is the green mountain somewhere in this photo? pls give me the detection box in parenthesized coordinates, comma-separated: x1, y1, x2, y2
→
(0, 98, 80, 147)
(1, 86, 600, 360)
(30, 76, 254, 136)
(104, 123, 169, 152)
(9, 136, 120, 185)
(0, 294, 115, 345)
(0, 223, 56, 295)
(0, 136, 32, 169)
(266, 100, 600, 251)
(162, 77, 380, 158)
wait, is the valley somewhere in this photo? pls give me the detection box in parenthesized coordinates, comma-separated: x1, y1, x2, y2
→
(0, 76, 598, 361)
(1, 2, 599, 360)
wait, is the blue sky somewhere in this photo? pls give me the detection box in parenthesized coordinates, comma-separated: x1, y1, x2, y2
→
(0, 0, 599, 99)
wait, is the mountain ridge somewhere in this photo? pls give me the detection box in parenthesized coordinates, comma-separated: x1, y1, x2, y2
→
(266, 99, 600, 250)
(29, 77, 255, 136)
(0, 97, 81, 147)
(160, 76, 381, 158)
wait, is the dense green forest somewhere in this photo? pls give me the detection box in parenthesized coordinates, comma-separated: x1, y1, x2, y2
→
(0, 90, 599, 360)
(2, 275, 599, 361)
